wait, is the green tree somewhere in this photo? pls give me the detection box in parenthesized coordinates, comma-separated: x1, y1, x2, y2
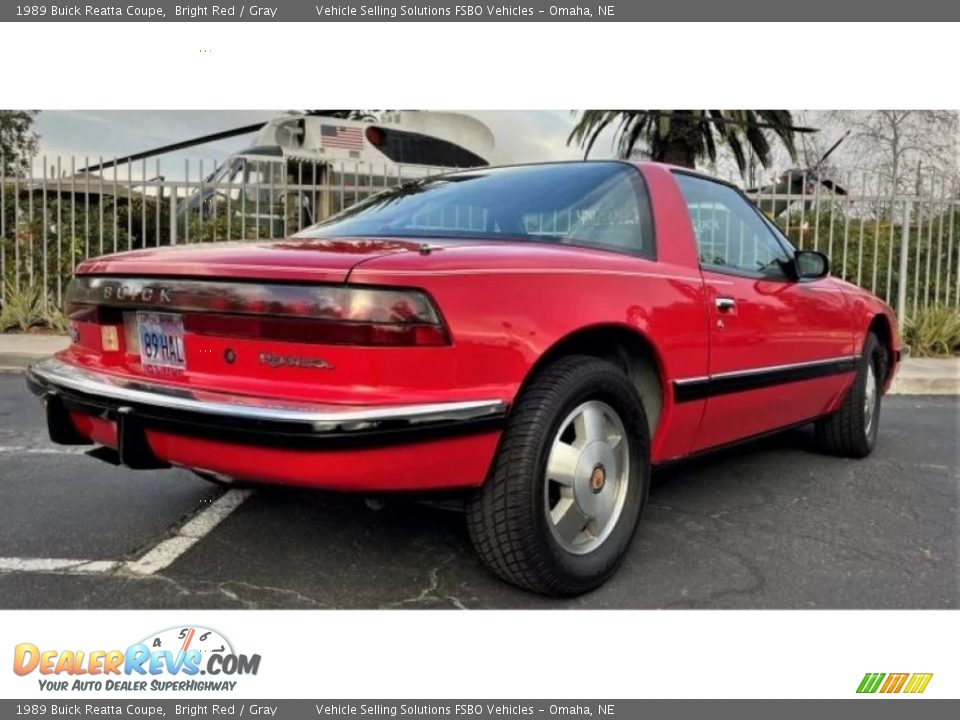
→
(568, 110, 800, 173)
(0, 111, 39, 176)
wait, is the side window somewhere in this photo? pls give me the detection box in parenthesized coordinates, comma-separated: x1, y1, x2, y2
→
(674, 173, 789, 278)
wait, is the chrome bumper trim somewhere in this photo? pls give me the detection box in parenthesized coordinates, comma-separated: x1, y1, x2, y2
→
(27, 358, 507, 434)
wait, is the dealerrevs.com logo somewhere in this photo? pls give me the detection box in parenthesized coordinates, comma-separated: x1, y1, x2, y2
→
(13, 626, 261, 693)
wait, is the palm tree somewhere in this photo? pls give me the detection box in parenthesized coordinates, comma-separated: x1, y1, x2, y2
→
(568, 110, 803, 174)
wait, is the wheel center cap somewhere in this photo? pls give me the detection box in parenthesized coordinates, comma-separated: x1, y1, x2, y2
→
(589, 464, 607, 494)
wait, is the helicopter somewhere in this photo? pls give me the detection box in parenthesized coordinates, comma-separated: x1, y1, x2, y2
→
(72, 110, 497, 236)
(749, 130, 850, 218)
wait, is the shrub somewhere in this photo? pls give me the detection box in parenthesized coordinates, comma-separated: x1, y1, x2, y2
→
(903, 305, 960, 357)
(41, 303, 69, 334)
(0, 282, 48, 332)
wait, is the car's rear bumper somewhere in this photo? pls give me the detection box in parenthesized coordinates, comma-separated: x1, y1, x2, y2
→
(26, 358, 506, 491)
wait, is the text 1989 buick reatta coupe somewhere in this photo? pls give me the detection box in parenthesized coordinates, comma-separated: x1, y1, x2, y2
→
(28, 162, 900, 596)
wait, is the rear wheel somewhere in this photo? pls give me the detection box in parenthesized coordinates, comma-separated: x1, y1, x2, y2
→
(814, 332, 887, 458)
(466, 355, 649, 597)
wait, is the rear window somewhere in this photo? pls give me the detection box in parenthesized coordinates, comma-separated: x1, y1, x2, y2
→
(297, 162, 655, 259)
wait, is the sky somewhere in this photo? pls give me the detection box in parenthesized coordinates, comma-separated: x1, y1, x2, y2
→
(28, 110, 959, 186)
(30, 110, 603, 180)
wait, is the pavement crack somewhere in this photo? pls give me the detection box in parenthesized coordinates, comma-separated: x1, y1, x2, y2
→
(382, 557, 467, 610)
(121, 571, 197, 599)
(214, 580, 329, 609)
(665, 539, 767, 608)
(113, 571, 329, 608)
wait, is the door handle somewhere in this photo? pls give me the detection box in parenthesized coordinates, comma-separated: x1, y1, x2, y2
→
(715, 297, 736, 313)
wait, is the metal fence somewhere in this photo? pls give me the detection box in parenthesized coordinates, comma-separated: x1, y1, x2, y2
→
(2, 156, 959, 326)
(742, 169, 960, 323)
(0, 156, 448, 308)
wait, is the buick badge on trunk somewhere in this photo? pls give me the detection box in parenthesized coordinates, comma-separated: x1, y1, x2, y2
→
(102, 282, 173, 304)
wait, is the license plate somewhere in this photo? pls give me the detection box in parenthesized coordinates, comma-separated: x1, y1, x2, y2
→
(137, 312, 186, 370)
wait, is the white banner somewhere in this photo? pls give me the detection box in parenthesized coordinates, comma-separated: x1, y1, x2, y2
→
(2, 610, 955, 699)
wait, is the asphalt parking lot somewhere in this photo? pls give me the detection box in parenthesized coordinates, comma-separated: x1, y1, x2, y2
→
(0, 373, 956, 609)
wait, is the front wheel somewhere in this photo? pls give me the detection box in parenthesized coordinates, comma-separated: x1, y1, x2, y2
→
(466, 355, 650, 597)
(814, 332, 887, 458)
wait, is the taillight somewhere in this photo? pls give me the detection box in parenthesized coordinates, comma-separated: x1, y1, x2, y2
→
(65, 277, 449, 347)
(182, 313, 447, 346)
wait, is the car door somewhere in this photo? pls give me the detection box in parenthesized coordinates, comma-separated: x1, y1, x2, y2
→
(672, 172, 856, 453)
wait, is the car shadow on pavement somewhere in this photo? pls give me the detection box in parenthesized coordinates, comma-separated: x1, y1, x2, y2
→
(154, 423, 958, 610)
(1, 405, 953, 611)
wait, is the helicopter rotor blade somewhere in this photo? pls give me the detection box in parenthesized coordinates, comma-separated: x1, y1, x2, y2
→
(815, 130, 850, 169)
(79, 122, 267, 174)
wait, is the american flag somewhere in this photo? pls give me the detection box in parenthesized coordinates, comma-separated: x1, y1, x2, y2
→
(320, 125, 364, 151)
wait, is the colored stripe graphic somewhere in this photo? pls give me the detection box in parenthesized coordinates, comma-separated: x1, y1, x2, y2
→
(903, 674, 933, 694)
(880, 673, 909, 693)
(857, 672, 932, 694)
(857, 673, 885, 693)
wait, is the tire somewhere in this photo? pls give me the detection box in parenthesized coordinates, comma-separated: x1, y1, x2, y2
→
(814, 332, 888, 458)
(466, 355, 650, 597)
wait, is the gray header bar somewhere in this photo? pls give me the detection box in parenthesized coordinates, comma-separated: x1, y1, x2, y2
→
(2, 0, 958, 22)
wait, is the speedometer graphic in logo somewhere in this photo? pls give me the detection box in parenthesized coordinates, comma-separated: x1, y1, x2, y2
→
(139, 626, 234, 657)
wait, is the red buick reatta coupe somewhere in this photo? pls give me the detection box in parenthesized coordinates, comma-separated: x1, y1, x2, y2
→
(28, 161, 901, 596)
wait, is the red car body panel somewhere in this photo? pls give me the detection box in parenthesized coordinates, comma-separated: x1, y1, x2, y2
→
(70, 411, 501, 490)
(72, 237, 429, 284)
(30, 162, 902, 490)
(692, 270, 854, 450)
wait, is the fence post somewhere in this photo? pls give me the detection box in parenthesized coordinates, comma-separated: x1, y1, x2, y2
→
(897, 198, 910, 330)
(1, 153, 5, 306)
(169, 192, 178, 245)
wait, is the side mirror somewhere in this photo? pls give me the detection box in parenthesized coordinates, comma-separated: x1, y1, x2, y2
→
(792, 250, 830, 280)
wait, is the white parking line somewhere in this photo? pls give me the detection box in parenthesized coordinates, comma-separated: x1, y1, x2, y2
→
(0, 558, 121, 574)
(125, 489, 253, 576)
(0, 445, 90, 455)
(179, 489, 253, 539)
(0, 489, 253, 578)
(124, 536, 200, 576)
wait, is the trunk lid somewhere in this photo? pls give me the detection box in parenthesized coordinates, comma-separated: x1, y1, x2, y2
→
(64, 236, 468, 404)
(74, 237, 429, 283)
